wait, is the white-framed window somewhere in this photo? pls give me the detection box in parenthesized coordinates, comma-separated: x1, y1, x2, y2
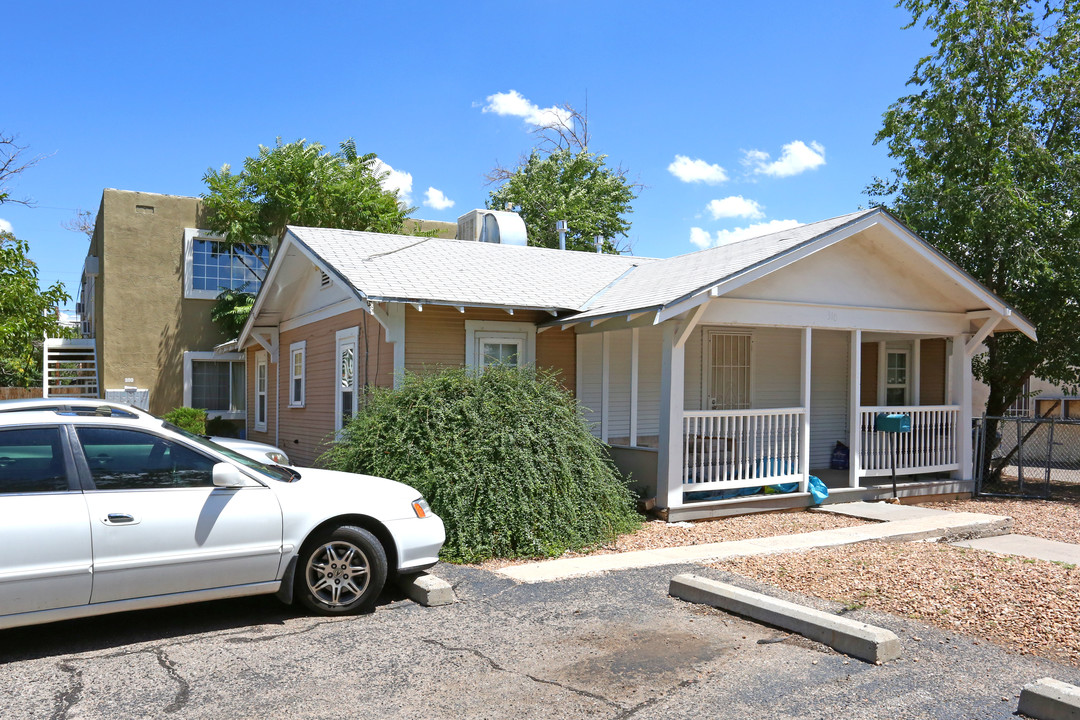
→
(254, 351, 268, 432)
(289, 341, 306, 407)
(703, 330, 753, 410)
(335, 327, 359, 434)
(885, 350, 909, 406)
(182, 352, 245, 420)
(465, 321, 536, 373)
(183, 228, 271, 300)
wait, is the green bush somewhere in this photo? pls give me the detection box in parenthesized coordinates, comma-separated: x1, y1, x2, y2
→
(163, 406, 207, 435)
(320, 366, 642, 563)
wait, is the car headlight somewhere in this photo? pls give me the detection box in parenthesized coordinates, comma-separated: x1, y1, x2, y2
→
(412, 497, 432, 519)
(266, 451, 290, 465)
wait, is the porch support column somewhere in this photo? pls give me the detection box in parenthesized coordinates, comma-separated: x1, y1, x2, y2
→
(657, 322, 685, 511)
(848, 329, 862, 488)
(877, 341, 887, 405)
(912, 339, 921, 406)
(949, 333, 974, 480)
(630, 328, 639, 447)
(800, 327, 812, 493)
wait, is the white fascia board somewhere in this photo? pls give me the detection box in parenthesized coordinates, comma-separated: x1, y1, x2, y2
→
(279, 298, 362, 334)
(565, 310, 660, 335)
(701, 297, 971, 335)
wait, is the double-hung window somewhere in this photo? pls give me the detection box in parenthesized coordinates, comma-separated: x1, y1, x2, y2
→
(289, 341, 306, 407)
(183, 352, 245, 420)
(885, 351, 909, 406)
(255, 351, 268, 432)
(465, 321, 535, 373)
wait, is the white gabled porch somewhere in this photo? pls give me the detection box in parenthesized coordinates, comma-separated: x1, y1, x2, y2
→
(574, 301, 993, 521)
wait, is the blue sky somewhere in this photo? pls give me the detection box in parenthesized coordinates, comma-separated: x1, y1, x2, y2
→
(5, 1, 932, 315)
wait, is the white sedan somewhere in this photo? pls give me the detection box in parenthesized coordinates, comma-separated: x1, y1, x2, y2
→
(0, 398, 292, 465)
(0, 409, 444, 630)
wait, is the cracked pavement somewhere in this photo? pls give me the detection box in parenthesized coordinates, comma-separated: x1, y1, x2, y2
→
(2, 562, 1080, 719)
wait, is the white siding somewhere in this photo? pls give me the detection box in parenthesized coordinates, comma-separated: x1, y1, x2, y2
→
(578, 333, 602, 436)
(607, 330, 632, 438)
(751, 327, 801, 409)
(637, 325, 662, 439)
(684, 327, 702, 411)
(810, 329, 850, 468)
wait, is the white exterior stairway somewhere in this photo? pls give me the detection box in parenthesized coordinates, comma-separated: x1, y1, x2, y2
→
(43, 339, 98, 398)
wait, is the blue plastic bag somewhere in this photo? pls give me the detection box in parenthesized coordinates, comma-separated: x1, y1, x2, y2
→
(808, 475, 829, 504)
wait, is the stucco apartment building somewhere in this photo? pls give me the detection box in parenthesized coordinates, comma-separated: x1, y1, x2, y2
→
(70, 189, 265, 424)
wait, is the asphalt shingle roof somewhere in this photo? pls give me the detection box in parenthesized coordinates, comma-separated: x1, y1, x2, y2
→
(288, 227, 651, 311)
(286, 209, 876, 318)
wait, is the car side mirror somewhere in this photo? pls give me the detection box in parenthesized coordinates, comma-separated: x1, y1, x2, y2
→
(212, 463, 245, 488)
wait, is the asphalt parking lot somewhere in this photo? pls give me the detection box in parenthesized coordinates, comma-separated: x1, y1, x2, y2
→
(2, 563, 1078, 720)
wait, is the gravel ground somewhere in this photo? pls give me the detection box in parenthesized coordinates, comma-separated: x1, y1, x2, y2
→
(713, 540, 1080, 666)
(925, 496, 1080, 543)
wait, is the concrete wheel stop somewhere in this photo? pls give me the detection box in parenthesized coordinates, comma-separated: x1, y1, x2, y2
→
(397, 571, 456, 606)
(1018, 678, 1080, 720)
(669, 574, 901, 664)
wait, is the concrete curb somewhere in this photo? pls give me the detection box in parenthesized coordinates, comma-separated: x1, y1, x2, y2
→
(397, 571, 456, 607)
(669, 573, 901, 664)
(1018, 678, 1080, 720)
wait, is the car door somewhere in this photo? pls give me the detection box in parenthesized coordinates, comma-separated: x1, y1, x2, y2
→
(0, 425, 93, 618)
(74, 425, 284, 604)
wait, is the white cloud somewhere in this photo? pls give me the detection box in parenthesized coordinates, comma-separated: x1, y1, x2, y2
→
(0, 218, 12, 233)
(372, 159, 413, 205)
(668, 155, 728, 184)
(689, 219, 803, 249)
(706, 196, 765, 220)
(742, 141, 826, 178)
(423, 187, 455, 211)
(482, 90, 573, 130)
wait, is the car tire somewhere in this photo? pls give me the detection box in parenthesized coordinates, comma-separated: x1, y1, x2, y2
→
(296, 526, 387, 615)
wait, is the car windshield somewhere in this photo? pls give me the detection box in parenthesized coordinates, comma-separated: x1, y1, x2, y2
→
(163, 423, 298, 482)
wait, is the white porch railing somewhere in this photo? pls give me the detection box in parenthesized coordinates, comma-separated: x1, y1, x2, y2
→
(682, 408, 805, 492)
(859, 405, 960, 476)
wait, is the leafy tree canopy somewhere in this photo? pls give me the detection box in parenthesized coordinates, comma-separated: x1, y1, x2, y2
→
(486, 106, 637, 253)
(487, 148, 637, 253)
(202, 137, 411, 262)
(0, 231, 74, 387)
(869, 0, 1080, 417)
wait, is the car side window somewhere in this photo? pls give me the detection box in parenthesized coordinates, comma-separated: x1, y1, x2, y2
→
(76, 427, 217, 490)
(0, 427, 70, 494)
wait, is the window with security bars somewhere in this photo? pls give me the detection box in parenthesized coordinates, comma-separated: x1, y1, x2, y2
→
(706, 331, 751, 410)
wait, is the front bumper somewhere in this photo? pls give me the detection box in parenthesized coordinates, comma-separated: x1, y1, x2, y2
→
(384, 514, 445, 572)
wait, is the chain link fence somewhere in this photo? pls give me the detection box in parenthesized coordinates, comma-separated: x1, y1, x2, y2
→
(974, 415, 1080, 499)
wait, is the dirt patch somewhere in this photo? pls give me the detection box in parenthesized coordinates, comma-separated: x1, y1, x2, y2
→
(714, 540, 1080, 666)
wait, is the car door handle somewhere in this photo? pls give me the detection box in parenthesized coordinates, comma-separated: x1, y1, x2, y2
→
(103, 513, 139, 525)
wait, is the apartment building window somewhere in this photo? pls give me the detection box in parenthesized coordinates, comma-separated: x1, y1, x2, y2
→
(289, 341, 306, 407)
(184, 228, 270, 300)
(183, 352, 245, 420)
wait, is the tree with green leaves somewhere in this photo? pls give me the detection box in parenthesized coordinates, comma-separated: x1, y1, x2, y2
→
(486, 107, 637, 253)
(869, 1, 1080, 438)
(0, 231, 75, 387)
(201, 138, 412, 334)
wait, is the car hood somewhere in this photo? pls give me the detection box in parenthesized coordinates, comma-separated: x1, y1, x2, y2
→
(274, 466, 426, 519)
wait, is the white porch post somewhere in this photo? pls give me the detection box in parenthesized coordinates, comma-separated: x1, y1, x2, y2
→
(386, 304, 406, 389)
(657, 322, 685, 510)
(949, 333, 974, 480)
(912, 339, 922, 406)
(877, 340, 887, 405)
(848, 329, 862, 488)
(629, 328, 639, 447)
(800, 327, 812, 493)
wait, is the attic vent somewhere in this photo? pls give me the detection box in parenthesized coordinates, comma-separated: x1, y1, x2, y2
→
(320, 271, 332, 288)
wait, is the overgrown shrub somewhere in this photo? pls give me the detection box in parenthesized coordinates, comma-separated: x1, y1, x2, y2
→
(163, 406, 207, 435)
(320, 366, 641, 562)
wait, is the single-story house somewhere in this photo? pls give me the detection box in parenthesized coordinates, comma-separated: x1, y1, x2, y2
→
(236, 208, 1035, 520)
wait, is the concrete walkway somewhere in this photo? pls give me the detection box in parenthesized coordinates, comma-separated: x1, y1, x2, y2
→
(498, 501, 1011, 584)
(952, 534, 1080, 565)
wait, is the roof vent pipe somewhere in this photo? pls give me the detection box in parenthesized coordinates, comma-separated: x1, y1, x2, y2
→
(556, 220, 568, 251)
(595, 235, 602, 253)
